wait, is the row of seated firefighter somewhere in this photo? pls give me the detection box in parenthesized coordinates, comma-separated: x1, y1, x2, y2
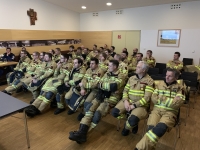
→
(1, 51, 196, 150)
(0, 50, 71, 85)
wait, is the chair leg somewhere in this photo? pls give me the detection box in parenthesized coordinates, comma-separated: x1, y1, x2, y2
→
(117, 120, 121, 131)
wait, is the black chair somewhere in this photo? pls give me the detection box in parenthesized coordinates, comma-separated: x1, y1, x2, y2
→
(150, 75, 165, 81)
(182, 58, 193, 66)
(147, 68, 159, 76)
(155, 63, 166, 74)
(181, 72, 198, 108)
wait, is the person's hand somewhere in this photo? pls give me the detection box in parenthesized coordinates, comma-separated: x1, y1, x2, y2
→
(65, 82, 69, 87)
(32, 78, 38, 84)
(57, 61, 61, 68)
(79, 82, 83, 87)
(80, 89, 86, 96)
(124, 100, 130, 111)
(129, 104, 135, 111)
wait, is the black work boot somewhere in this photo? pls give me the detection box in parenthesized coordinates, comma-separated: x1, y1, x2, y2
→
(16, 87, 23, 93)
(25, 105, 40, 117)
(77, 112, 85, 121)
(121, 126, 130, 136)
(30, 99, 35, 104)
(2, 90, 12, 95)
(54, 108, 66, 115)
(69, 124, 89, 144)
(132, 125, 138, 134)
(68, 109, 75, 115)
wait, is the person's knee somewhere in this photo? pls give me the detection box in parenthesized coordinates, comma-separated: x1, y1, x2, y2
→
(152, 123, 168, 137)
(92, 111, 101, 124)
(45, 92, 54, 100)
(56, 93, 61, 102)
(128, 115, 140, 127)
(85, 102, 93, 112)
(111, 108, 120, 118)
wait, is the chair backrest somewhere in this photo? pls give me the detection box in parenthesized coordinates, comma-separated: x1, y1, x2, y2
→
(155, 63, 166, 74)
(151, 75, 165, 81)
(182, 58, 193, 66)
(147, 68, 159, 76)
(181, 71, 198, 87)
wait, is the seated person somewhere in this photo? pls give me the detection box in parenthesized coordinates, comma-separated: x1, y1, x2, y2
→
(1, 47, 15, 61)
(104, 49, 113, 61)
(69, 60, 126, 144)
(128, 53, 143, 73)
(22, 53, 57, 101)
(167, 52, 183, 72)
(142, 50, 156, 68)
(54, 58, 86, 115)
(65, 57, 104, 115)
(5, 50, 31, 86)
(99, 52, 109, 73)
(25, 54, 72, 117)
(135, 68, 185, 150)
(2, 52, 40, 95)
(111, 61, 154, 136)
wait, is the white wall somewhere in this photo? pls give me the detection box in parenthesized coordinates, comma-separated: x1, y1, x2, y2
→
(0, 0, 80, 31)
(80, 1, 200, 64)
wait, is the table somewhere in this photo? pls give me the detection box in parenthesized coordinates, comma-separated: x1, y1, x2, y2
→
(0, 92, 30, 148)
(0, 61, 18, 67)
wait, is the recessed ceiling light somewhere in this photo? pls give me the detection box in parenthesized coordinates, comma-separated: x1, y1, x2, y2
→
(106, 2, 112, 6)
(82, 6, 86, 9)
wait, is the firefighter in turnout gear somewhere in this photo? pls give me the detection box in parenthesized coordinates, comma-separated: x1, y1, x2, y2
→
(22, 53, 57, 102)
(66, 57, 104, 115)
(54, 58, 86, 115)
(69, 59, 126, 144)
(53, 48, 61, 63)
(2, 52, 40, 95)
(6, 50, 31, 86)
(143, 50, 156, 68)
(167, 52, 183, 72)
(104, 49, 113, 61)
(128, 53, 143, 72)
(111, 61, 154, 136)
(135, 68, 185, 150)
(99, 52, 109, 73)
(114, 54, 128, 77)
(25, 54, 72, 117)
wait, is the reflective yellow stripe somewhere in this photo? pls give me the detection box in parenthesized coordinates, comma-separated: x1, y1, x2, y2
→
(155, 105, 178, 112)
(146, 130, 158, 143)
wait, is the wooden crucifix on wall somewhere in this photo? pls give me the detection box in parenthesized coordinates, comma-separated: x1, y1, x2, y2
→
(27, 8, 37, 25)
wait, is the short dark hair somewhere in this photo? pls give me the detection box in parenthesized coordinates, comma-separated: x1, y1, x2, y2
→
(166, 68, 180, 79)
(111, 46, 115, 50)
(100, 52, 107, 59)
(41, 52, 46, 56)
(94, 44, 97, 48)
(77, 47, 82, 51)
(174, 52, 180, 57)
(75, 57, 83, 66)
(147, 50, 152, 54)
(122, 51, 128, 56)
(33, 52, 40, 56)
(56, 48, 61, 52)
(105, 49, 111, 53)
(109, 59, 119, 68)
(137, 53, 143, 57)
(45, 52, 52, 59)
(6, 47, 11, 51)
(99, 47, 104, 49)
(21, 50, 27, 54)
(50, 49, 55, 54)
(69, 45, 74, 49)
(90, 57, 99, 64)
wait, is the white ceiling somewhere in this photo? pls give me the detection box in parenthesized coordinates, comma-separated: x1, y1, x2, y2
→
(43, 0, 198, 13)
